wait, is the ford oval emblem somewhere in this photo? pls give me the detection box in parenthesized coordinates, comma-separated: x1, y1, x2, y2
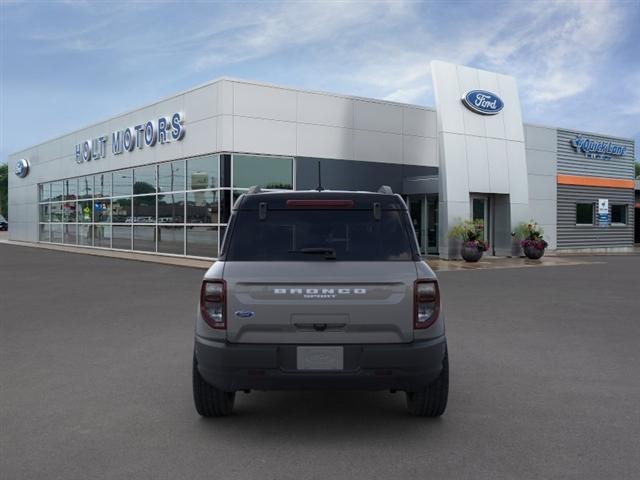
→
(461, 90, 504, 115)
(14, 158, 30, 178)
(234, 310, 255, 318)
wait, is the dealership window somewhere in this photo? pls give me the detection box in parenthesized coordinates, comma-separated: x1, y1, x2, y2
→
(35, 153, 291, 259)
(232, 154, 293, 190)
(576, 203, 594, 225)
(611, 204, 627, 225)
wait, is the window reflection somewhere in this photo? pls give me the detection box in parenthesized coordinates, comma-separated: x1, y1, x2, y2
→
(78, 224, 92, 246)
(78, 200, 92, 223)
(186, 190, 218, 223)
(113, 170, 132, 197)
(78, 177, 93, 199)
(39, 204, 50, 222)
(64, 179, 78, 200)
(94, 199, 111, 223)
(63, 224, 77, 244)
(159, 161, 185, 193)
(51, 203, 63, 222)
(62, 202, 77, 222)
(187, 155, 218, 190)
(134, 226, 156, 252)
(51, 182, 64, 201)
(94, 225, 111, 248)
(133, 195, 156, 223)
(112, 225, 131, 249)
(158, 192, 185, 223)
(158, 226, 184, 255)
(51, 224, 63, 243)
(232, 155, 293, 189)
(94, 173, 112, 198)
(39, 224, 50, 242)
(134, 166, 156, 194)
(187, 227, 218, 258)
(112, 198, 132, 223)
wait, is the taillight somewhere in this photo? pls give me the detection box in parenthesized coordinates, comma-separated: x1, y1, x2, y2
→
(414, 280, 440, 329)
(200, 280, 226, 329)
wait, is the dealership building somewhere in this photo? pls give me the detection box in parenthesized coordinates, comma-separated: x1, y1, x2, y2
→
(7, 61, 638, 259)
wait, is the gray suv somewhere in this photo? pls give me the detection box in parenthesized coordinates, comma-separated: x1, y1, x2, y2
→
(193, 187, 448, 417)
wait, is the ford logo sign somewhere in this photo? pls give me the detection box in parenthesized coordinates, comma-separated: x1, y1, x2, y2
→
(14, 158, 30, 178)
(461, 90, 504, 115)
(234, 310, 255, 319)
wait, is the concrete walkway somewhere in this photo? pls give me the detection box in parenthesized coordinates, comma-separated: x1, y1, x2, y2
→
(1, 232, 604, 272)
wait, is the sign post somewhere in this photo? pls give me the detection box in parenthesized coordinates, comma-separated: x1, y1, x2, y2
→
(597, 199, 609, 227)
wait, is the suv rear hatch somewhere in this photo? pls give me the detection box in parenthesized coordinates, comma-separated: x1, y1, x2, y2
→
(221, 194, 420, 344)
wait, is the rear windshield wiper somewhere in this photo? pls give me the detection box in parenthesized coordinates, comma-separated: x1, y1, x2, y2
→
(288, 247, 337, 260)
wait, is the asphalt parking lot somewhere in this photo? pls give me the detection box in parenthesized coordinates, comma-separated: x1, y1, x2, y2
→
(1, 244, 639, 480)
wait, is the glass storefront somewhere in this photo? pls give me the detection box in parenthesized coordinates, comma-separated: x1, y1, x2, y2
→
(37, 153, 294, 258)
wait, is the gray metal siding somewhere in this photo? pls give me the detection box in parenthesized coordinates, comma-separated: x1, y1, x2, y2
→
(557, 129, 635, 179)
(557, 185, 635, 248)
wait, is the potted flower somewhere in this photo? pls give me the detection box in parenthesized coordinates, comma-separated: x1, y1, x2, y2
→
(519, 221, 548, 260)
(450, 219, 489, 262)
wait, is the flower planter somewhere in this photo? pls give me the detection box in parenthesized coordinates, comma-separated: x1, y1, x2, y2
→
(461, 243, 483, 262)
(523, 244, 545, 260)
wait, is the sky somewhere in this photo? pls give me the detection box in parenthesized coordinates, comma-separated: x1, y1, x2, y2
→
(1, 0, 639, 165)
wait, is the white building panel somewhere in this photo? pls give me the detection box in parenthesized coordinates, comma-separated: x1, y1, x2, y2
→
(498, 74, 525, 143)
(297, 123, 354, 160)
(477, 69, 506, 140)
(181, 117, 218, 159)
(506, 140, 529, 206)
(431, 60, 465, 135)
(403, 107, 436, 138)
(353, 129, 402, 164)
(297, 92, 354, 128)
(486, 138, 510, 194)
(233, 82, 297, 122)
(403, 135, 437, 167)
(183, 84, 218, 123)
(233, 116, 296, 156)
(354, 100, 403, 134)
(457, 65, 486, 138)
(440, 132, 470, 202)
(466, 136, 490, 192)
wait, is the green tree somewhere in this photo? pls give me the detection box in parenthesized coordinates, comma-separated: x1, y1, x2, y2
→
(635, 161, 639, 179)
(0, 163, 8, 219)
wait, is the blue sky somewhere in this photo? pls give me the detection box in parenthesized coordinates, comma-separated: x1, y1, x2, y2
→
(1, 0, 639, 164)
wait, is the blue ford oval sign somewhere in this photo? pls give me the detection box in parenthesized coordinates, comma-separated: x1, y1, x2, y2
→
(14, 158, 30, 178)
(462, 90, 504, 115)
(234, 310, 255, 319)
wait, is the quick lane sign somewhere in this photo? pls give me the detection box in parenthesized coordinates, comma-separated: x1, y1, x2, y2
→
(74, 112, 185, 164)
(570, 136, 626, 160)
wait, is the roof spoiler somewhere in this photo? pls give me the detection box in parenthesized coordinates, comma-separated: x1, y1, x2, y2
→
(377, 185, 393, 195)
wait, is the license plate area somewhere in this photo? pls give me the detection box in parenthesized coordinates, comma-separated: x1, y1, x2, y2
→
(296, 346, 344, 371)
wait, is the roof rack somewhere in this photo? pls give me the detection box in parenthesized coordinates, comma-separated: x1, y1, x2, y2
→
(247, 185, 262, 194)
(377, 185, 393, 195)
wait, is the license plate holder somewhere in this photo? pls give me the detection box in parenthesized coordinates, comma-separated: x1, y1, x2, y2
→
(296, 346, 344, 371)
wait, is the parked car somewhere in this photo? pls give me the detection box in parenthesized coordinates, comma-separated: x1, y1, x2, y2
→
(0, 215, 7, 231)
(193, 186, 448, 417)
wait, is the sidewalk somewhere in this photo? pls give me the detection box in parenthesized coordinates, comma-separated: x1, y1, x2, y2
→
(424, 255, 599, 272)
(2, 233, 603, 272)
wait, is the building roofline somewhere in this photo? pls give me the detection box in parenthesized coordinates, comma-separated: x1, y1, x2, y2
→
(9, 77, 436, 157)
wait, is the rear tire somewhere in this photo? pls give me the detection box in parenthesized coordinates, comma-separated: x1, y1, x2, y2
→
(406, 349, 449, 417)
(193, 353, 235, 417)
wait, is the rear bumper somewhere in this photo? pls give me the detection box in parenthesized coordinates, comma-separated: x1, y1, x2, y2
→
(194, 335, 447, 392)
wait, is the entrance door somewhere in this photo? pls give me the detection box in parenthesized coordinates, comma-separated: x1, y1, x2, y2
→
(471, 195, 490, 249)
(426, 196, 438, 255)
(408, 197, 426, 255)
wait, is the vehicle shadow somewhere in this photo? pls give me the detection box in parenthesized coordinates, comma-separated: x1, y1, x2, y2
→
(194, 390, 446, 442)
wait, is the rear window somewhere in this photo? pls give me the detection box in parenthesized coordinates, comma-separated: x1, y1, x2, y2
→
(224, 209, 416, 261)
